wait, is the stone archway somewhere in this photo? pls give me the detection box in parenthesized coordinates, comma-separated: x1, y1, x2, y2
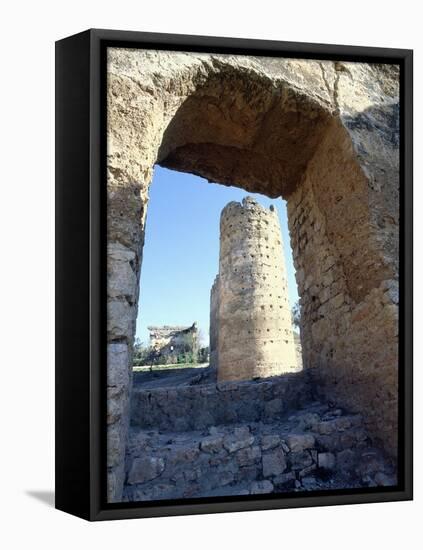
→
(106, 49, 399, 501)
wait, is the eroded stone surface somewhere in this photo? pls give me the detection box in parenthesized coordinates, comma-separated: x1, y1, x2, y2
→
(123, 400, 396, 502)
(107, 49, 399, 500)
(211, 197, 299, 381)
(127, 456, 165, 485)
(130, 373, 311, 431)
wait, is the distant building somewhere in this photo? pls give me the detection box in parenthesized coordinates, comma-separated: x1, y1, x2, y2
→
(147, 323, 199, 365)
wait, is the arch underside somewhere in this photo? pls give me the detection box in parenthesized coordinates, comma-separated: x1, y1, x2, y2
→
(157, 74, 333, 198)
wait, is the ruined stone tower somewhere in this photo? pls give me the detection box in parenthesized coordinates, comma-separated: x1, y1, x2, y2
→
(211, 196, 300, 382)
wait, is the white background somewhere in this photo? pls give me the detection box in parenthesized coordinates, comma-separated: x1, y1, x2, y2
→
(0, 1, 420, 548)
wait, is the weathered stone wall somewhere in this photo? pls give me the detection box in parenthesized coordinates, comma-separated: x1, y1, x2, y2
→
(287, 119, 399, 454)
(124, 401, 396, 502)
(214, 197, 299, 381)
(107, 49, 399, 500)
(131, 373, 311, 431)
(107, 342, 131, 500)
(294, 332, 303, 370)
(147, 323, 198, 364)
(209, 276, 220, 369)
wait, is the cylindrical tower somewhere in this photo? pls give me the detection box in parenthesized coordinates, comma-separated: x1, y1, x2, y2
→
(217, 196, 299, 381)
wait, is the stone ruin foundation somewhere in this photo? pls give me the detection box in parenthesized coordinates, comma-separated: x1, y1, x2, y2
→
(146, 323, 198, 365)
(211, 197, 299, 381)
(124, 373, 396, 501)
(106, 48, 399, 502)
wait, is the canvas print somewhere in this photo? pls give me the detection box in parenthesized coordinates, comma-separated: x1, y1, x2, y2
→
(106, 48, 400, 503)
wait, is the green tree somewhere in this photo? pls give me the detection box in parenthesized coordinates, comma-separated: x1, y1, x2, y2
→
(133, 339, 152, 366)
(292, 300, 301, 329)
(197, 346, 209, 363)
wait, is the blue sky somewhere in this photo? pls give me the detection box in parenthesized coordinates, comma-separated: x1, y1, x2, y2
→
(136, 166, 299, 346)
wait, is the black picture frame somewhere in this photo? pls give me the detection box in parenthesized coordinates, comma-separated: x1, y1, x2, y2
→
(55, 28, 413, 521)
